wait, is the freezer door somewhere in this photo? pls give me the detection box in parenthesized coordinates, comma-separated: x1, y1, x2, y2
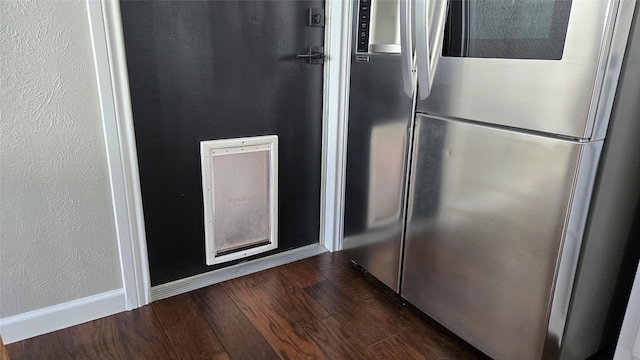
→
(401, 115, 588, 359)
(416, 0, 618, 139)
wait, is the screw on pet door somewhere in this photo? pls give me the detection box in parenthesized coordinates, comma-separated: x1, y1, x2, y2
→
(200, 135, 278, 265)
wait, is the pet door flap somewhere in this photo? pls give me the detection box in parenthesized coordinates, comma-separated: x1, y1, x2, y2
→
(200, 136, 278, 265)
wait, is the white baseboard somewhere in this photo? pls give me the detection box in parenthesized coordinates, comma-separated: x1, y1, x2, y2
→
(151, 244, 328, 302)
(0, 289, 127, 344)
(0, 246, 327, 344)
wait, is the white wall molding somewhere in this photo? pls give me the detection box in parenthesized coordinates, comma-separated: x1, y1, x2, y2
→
(0, 290, 126, 344)
(320, 0, 353, 252)
(86, 0, 151, 309)
(151, 244, 327, 302)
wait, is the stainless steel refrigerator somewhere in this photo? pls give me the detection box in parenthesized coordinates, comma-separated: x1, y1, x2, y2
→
(343, 0, 639, 359)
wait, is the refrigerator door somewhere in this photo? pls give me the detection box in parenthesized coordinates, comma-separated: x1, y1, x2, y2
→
(343, 52, 414, 291)
(401, 115, 592, 359)
(416, 0, 618, 139)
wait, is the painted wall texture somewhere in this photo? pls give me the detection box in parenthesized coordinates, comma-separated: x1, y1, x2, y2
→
(0, 0, 122, 318)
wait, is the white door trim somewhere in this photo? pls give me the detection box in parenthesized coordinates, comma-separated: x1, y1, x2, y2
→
(86, 0, 352, 308)
(321, 0, 353, 252)
(86, 0, 151, 308)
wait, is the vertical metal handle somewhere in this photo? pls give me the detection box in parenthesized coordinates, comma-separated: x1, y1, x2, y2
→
(415, 0, 431, 100)
(399, 0, 415, 98)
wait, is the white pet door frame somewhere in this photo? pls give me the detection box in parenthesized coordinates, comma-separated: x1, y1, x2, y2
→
(200, 135, 278, 265)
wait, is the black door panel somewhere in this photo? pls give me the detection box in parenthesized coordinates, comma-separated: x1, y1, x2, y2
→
(120, 0, 324, 285)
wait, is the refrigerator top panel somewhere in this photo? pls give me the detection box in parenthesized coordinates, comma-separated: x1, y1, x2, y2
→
(417, 0, 622, 139)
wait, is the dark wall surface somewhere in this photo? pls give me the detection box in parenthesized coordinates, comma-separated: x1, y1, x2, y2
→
(120, 0, 324, 285)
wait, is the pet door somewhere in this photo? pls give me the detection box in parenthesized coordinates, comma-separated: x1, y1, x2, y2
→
(200, 135, 278, 265)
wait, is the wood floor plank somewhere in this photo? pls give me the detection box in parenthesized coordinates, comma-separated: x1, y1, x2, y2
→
(112, 306, 178, 360)
(151, 294, 226, 360)
(4, 341, 25, 360)
(223, 274, 326, 360)
(303, 253, 378, 302)
(189, 284, 279, 360)
(329, 267, 379, 302)
(304, 280, 392, 346)
(304, 316, 371, 360)
(21, 328, 75, 360)
(301, 252, 346, 276)
(277, 261, 326, 288)
(359, 296, 403, 331)
(253, 267, 329, 325)
(361, 290, 486, 359)
(365, 335, 427, 360)
(397, 306, 489, 360)
(212, 352, 231, 360)
(72, 316, 125, 360)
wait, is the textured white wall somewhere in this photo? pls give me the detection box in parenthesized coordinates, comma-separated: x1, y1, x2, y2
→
(0, 0, 122, 318)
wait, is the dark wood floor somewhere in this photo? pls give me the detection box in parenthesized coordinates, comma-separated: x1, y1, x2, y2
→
(5, 251, 612, 359)
(7, 252, 489, 359)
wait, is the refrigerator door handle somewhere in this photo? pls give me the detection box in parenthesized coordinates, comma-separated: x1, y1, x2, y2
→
(400, 0, 415, 97)
(415, 0, 431, 100)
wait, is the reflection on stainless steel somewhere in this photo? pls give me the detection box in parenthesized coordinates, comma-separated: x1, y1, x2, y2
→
(414, 0, 433, 100)
(367, 122, 407, 228)
(414, 0, 449, 100)
(345, 121, 408, 290)
(418, 0, 617, 139)
(399, 0, 414, 96)
(369, 43, 402, 53)
(402, 115, 584, 360)
(343, 9, 414, 290)
(369, 0, 401, 53)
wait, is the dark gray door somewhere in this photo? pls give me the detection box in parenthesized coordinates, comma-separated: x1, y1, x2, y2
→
(120, 0, 324, 286)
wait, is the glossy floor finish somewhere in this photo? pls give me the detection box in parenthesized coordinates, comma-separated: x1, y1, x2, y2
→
(4, 251, 620, 360)
(6, 252, 492, 359)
